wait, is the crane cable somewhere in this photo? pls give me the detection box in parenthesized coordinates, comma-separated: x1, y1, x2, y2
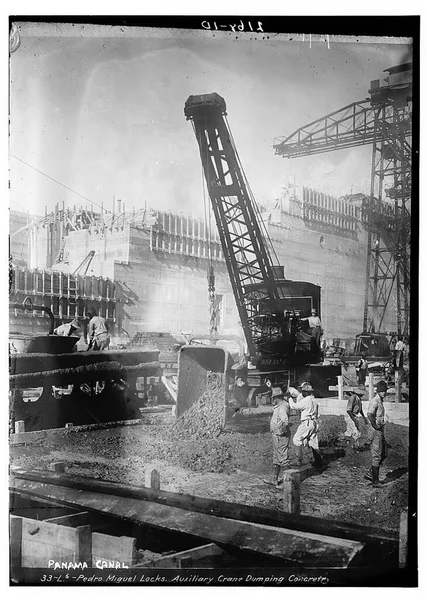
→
(192, 120, 217, 336)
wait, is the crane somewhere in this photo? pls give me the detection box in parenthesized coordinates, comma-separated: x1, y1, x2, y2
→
(184, 93, 325, 374)
(274, 63, 412, 338)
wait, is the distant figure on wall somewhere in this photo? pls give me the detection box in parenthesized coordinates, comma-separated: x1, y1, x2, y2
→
(87, 309, 110, 350)
(301, 308, 323, 349)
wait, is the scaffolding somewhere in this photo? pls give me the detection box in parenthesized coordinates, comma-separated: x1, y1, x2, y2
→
(274, 63, 412, 336)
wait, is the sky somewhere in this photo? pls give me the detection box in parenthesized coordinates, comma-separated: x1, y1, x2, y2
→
(9, 22, 412, 219)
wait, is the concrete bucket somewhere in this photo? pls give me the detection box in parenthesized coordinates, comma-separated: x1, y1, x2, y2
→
(176, 345, 234, 419)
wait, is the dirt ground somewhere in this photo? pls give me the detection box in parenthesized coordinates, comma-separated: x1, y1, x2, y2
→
(10, 405, 409, 532)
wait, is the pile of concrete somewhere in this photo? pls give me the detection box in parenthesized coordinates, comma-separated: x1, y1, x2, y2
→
(172, 375, 225, 440)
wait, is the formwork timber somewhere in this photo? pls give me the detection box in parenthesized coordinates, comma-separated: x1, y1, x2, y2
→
(10, 471, 363, 567)
(10, 468, 398, 555)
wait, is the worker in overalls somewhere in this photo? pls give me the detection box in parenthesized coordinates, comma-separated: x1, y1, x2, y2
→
(288, 382, 323, 467)
(263, 387, 291, 487)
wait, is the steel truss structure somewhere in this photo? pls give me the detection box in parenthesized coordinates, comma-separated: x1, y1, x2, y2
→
(185, 94, 285, 357)
(274, 65, 412, 336)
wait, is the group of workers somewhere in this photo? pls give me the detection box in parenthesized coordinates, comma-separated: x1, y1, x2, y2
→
(265, 378, 390, 489)
(53, 309, 110, 350)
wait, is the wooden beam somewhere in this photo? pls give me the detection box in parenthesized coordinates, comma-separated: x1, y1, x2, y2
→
(12, 515, 92, 568)
(10, 350, 160, 377)
(9, 467, 398, 546)
(10, 516, 23, 579)
(399, 508, 408, 568)
(10, 479, 363, 567)
(10, 361, 161, 389)
(44, 511, 108, 530)
(135, 543, 225, 568)
(92, 533, 137, 566)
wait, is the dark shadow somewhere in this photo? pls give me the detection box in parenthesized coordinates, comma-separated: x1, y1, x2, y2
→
(383, 466, 408, 482)
(298, 448, 346, 482)
(223, 410, 271, 434)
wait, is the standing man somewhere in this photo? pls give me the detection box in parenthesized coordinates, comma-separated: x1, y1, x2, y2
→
(394, 336, 405, 369)
(342, 390, 369, 450)
(263, 387, 291, 488)
(365, 380, 388, 487)
(87, 309, 110, 350)
(301, 309, 323, 348)
(288, 382, 323, 467)
(356, 354, 368, 386)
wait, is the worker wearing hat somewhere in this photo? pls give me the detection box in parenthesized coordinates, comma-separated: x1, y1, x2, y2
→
(288, 381, 323, 467)
(54, 317, 80, 337)
(365, 380, 388, 487)
(263, 387, 291, 487)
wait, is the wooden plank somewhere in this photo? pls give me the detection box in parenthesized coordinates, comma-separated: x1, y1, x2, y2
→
(399, 508, 408, 568)
(135, 543, 224, 568)
(10, 479, 364, 567)
(10, 350, 160, 376)
(17, 516, 83, 567)
(76, 525, 92, 565)
(10, 516, 23, 578)
(9, 467, 398, 545)
(92, 533, 137, 566)
(45, 511, 107, 530)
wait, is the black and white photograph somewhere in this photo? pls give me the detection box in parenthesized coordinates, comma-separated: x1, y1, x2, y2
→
(7, 12, 419, 588)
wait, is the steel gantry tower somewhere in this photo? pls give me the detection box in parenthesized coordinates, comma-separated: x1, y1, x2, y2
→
(273, 63, 412, 337)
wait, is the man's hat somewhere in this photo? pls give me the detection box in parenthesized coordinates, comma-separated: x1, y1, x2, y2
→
(376, 380, 388, 392)
(271, 387, 284, 399)
(70, 318, 80, 329)
(300, 382, 314, 392)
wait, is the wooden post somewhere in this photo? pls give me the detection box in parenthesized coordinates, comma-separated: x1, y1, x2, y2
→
(15, 420, 25, 434)
(10, 516, 23, 580)
(76, 525, 92, 564)
(399, 508, 408, 568)
(337, 375, 343, 401)
(145, 467, 160, 490)
(395, 370, 402, 403)
(369, 373, 374, 401)
(282, 470, 301, 514)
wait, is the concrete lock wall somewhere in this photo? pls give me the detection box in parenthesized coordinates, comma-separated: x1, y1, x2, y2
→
(318, 398, 409, 427)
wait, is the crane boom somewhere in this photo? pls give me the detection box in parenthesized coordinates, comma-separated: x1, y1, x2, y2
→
(185, 93, 322, 368)
(274, 100, 375, 158)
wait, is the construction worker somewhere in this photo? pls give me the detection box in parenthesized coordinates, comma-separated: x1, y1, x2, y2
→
(263, 387, 291, 487)
(355, 354, 368, 386)
(54, 317, 80, 337)
(365, 380, 388, 487)
(301, 309, 323, 348)
(393, 336, 405, 369)
(288, 382, 322, 467)
(87, 309, 110, 350)
(341, 390, 369, 450)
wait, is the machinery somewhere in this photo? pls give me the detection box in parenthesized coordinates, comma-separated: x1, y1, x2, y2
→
(183, 93, 340, 399)
(274, 62, 412, 339)
(9, 298, 160, 432)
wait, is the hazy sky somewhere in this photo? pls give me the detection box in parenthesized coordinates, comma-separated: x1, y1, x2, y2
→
(9, 23, 412, 219)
